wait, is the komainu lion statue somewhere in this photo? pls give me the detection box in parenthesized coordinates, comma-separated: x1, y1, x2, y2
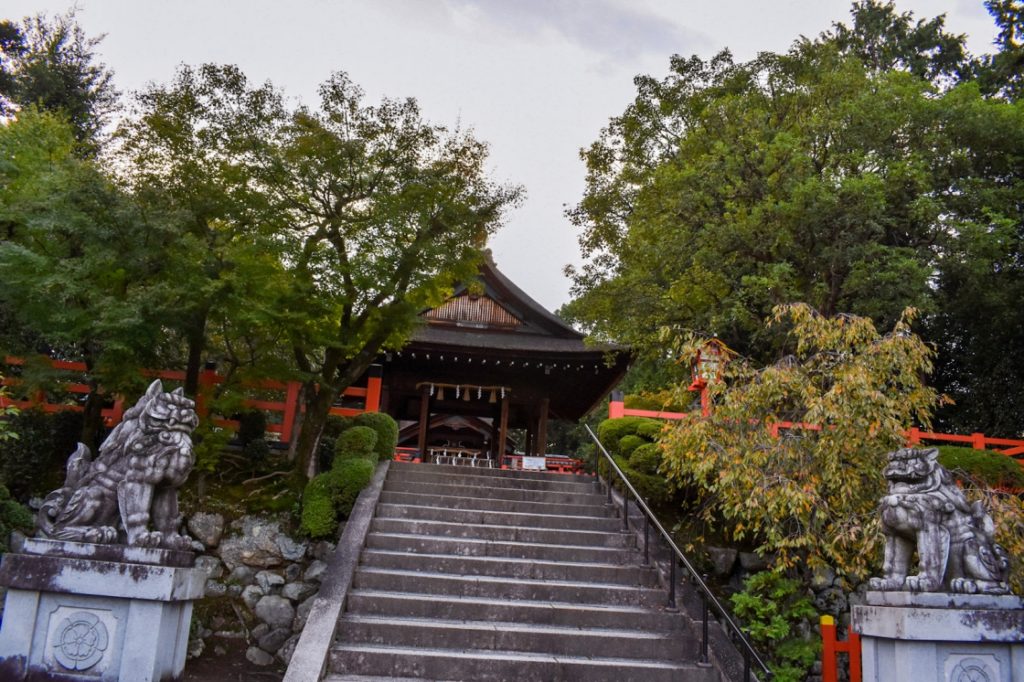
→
(868, 447, 1009, 594)
(37, 380, 198, 550)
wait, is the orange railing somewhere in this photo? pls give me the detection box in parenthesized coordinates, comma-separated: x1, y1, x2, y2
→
(1, 356, 382, 443)
(821, 615, 861, 682)
(608, 396, 1024, 464)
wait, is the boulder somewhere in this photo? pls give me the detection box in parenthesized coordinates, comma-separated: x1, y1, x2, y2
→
(188, 512, 226, 549)
(204, 580, 228, 598)
(304, 560, 328, 583)
(311, 540, 336, 561)
(227, 565, 256, 586)
(293, 594, 317, 632)
(257, 627, 293, 654)
(738, 551, 770, 572)
(276, 534, 308, 562)
(256, 570, 285, 593)
(284, 562, 302, 583)
(194, 555, 224, 580)
(282, 581, 317, 602)
(705, 547, 738, 577)
(809, 564, 836, 591)
(277, 634, 301, 665)
(241, 585, 264, 610)
(245, 646, 274, 666)
(217, 516, 288, 569)
(254, 595, 295, 630)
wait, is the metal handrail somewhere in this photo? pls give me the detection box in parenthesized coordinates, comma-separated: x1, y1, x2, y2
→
(585, 424, 773, 681)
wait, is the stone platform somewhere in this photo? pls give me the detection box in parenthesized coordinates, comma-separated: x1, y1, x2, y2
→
(853, 591, 1024, 682)
(0, 538, 206, 681)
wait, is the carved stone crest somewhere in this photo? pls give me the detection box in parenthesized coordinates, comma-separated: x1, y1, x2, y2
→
(868, 447, 1010, 594)
(36, 380, 198, 550)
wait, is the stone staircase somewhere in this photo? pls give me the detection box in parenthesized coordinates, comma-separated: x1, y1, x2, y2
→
(323, 461, 719, 682)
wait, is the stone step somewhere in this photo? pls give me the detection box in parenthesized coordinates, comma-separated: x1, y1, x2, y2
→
(387, 466, 600, 494)
(327, 644, 717, 682)
(391, 461, 594, 485)
(352, 567, 667, 607)
(378, 490, 609, 517)
(359, 549, 660, 586)
(365, 532, 640, 564)
(344, 589, 686, 630)
(370, 516, 634, 548)
(374, 502, 623, 533)
(383, 479, 607, 505)
(335, 614, 687, 661)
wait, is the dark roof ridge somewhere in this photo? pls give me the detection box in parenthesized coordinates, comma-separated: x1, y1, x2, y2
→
(475, 250, 582, 340)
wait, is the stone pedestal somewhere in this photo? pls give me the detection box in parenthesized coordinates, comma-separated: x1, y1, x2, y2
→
(853, 591, 1024, 682)
(0, 538, 206, 681)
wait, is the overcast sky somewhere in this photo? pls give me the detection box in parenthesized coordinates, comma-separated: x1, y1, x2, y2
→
(5, 0, 1001, 312)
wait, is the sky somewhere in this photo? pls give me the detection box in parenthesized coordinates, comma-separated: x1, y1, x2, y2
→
(4, 0, 1002, 312)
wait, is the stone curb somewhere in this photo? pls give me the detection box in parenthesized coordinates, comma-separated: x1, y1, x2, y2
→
(282, 460, 390, 682)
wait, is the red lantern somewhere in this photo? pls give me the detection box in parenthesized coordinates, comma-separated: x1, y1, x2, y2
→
(687, 339, 731, 416)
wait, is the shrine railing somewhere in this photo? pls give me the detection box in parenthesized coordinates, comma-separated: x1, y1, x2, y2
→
(0, 356, 382, 443)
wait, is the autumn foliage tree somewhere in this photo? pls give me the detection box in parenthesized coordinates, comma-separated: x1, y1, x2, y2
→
(660, 304, 942, 580)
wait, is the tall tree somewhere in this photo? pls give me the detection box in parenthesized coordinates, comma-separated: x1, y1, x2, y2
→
(0, 10, 119, 151)
(978, 0, 1024, 99)
(273, 74, 522, 476)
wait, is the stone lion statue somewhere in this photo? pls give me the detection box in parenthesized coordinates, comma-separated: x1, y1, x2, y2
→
(37, 380, 198, 550)
(868, 447, 1009, 595)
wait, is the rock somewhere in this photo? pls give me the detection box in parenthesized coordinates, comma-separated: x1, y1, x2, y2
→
(251, 622, 270, 640)
(293, 594, 317, 632)
(227, 584, 242, 597)
(210, 615, 227, 631)
(213, 645, 226, 656)
(304, 560, 328, 583)
(705, 547, 738, 578)
(284, 562, 302, 583)
(810, 564, 837, 591)
(276, 534, 307, 562)
(258, 626, 293, 653)
(27, 496, 44, 511)
(277, 633, 300, 664)
(256, 570, 285, 593)
(245, 646, 274, 666)
(738, 551, 770, 572)
(195, 555, 224, 580)
(188, 512, 226, 548)
(190, 540, 206, 553)
(204, 580, 227, 598)
(241, 585, 264, 610)
(282, 581, 317, 602)
(187, 637, 204, 659)
(813, 586, 848, 615)
(254, 595, 295, 630)
(218, 516, 289, 570)
(227, 565, 256, 586)
(311, 540, 336, 561)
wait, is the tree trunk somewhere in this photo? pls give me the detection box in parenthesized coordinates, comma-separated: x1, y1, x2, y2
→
(183, 310, 209, 397)
(294, 383, 337, 479)
(79, 383, 105, 451)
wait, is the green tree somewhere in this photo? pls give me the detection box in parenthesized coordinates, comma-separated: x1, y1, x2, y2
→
(0, 10, 118, 151)
(0, 109, 164, 444)
(978, 0, 1024, 100)
(661, 304, 941, 578)
(271, 74, 521, 477)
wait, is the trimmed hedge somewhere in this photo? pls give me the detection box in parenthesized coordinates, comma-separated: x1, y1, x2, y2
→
(629, 443, 662, 476)
(300, 453, 378, 539)
(0, 484, 33, 553)
(938, 446, 1024, 489)
(355, 412, 399, 462)
(618, 435, 647, 457)
(597, 416, 661, 452)
(596, 417, 670, 505)
(334, 426, 378, 462)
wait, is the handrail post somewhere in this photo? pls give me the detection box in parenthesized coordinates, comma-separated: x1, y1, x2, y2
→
(621, 488, 630, 531)
(698, 580, 710, 667)
(643, 515, 650, 567)
(667, 558, 677, 611)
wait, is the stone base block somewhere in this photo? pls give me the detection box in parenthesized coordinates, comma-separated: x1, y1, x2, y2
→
(0, 540, 205, 681)
(853, 591, 1024, 682)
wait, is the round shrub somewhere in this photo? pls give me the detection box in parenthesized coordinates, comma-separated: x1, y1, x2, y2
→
(635, 420, 665, 440)
(355, 412, 399, 462)
(618, 434, 646, 458)
(938, 446, 1024, 489)
(243, 438, 271, 464)
(629, 443, 662, 476)
(597, 417, 661, 450)
(334, 426, 377, 463)
(334, 457, 376, 516)
(318, 414, 356, 469)
(300, 472, 341, 539)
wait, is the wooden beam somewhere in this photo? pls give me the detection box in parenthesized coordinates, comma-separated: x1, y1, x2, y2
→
(497, 394, 510, 460)
(417, 385, 430, 458)
(537, 397, 550, 456)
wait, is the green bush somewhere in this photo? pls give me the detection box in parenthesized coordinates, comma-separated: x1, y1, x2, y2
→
(243, 438, 271, 464)
(730, 571, 819, 682)
(333, 457, 375, 515)
(938, 446, 1024, 489)
(355, 412, 399, 462)
(629, 443, 662, 475)
(597, 416, 661, 449)
(318, 414, 356, 469)
(0, 484, 33, 553)
(300, 471, 342, 538)
(618, 434, 646, 457)
(0, 409, 59, 499)
(334, 425, 377, 462)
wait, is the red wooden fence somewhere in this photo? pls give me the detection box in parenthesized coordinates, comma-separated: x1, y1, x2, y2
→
(0, 356, 382, 443)
(821, 615, 861, 682)
(608, 396, 1024, 463)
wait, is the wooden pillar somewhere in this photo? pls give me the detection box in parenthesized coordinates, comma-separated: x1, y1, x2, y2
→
(497, 394, 510, 461)
(525, 424, 535, 456)
(417, 385, 430, 458)
(537, 397, 550, 456)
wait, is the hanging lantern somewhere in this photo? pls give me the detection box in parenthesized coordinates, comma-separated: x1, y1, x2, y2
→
(688, 338, 731, 391)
